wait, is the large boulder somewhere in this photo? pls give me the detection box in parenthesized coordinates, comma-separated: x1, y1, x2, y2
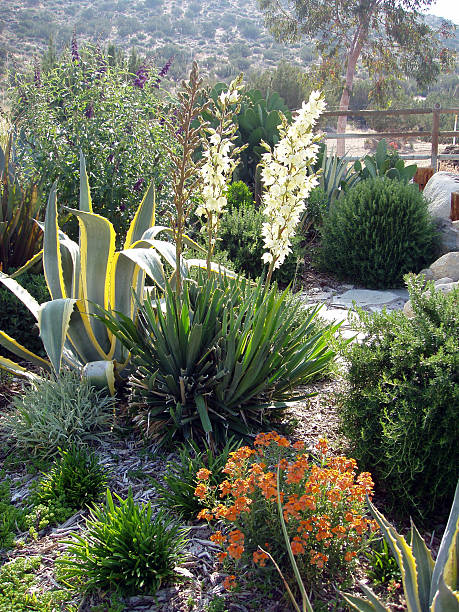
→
(433, 218, 459, 254)
(423, 171, 459, 220)
(429, 252, 459, 282)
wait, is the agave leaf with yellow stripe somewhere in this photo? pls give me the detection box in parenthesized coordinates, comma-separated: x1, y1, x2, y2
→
(431, 480, 459, 601)
(0, 331, 52, 371)
(367, 499, 422, 611)
(0, 355, 41, 381)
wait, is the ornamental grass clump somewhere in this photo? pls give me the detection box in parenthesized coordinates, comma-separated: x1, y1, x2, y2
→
(58, 490, 188, 596)
(195, 433, 377, 593)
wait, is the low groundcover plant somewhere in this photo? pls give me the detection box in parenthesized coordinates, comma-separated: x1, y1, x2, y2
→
(195, 432, 377, 593)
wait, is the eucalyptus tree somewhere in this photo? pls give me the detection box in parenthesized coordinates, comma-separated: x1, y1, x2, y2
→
(257, 0, 456, 154)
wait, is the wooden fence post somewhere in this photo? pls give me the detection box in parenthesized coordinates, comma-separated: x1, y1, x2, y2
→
(413, 167, 435, 191)
(451, 192, 459, 221)
(431, 103, 441, 169)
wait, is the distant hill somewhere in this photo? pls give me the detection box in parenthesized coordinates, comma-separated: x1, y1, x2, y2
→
(0, 0, 457, 84)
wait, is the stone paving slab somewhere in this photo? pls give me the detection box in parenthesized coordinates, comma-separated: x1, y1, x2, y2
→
(331, 289, 402, 308)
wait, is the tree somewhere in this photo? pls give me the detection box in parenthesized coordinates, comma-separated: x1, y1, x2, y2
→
(257, 0, 456, 154)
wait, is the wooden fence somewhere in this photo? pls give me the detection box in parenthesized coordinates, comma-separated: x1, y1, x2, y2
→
(321, 105, 459, 168)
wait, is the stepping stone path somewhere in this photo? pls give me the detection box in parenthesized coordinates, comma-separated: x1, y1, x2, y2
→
(301, 284, 410, 341)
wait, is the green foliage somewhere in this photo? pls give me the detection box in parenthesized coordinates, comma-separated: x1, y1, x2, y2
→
(0, 136, 44, 272)
(235, 88, 292, 188)
(353, 139, 417, 183)
(58, 490, 189, 595)
(25, 445, 107, 530)
(0, 271, 49, 358)
(319, 177, 438, 288)
(34, 445, 107, 512)
(364, 538, 402, 587)
(300, 186, 327, 236)
(0, 480, 26, 551)
(11, 41, 173, 238)
(98, 276, 337, 445)
(338, 275, 459, 518)
(217, 202, 303, 284)
(202, 83, 291, 189)
(343, 482, 459, 611)
(0, 556, 68, 611)
(151, 438, 241, 519)
(226, 180, 254, 211)
(4, 370, 115, 459)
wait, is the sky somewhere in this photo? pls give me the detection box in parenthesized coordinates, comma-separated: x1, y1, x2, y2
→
(426, 0, 459, 25)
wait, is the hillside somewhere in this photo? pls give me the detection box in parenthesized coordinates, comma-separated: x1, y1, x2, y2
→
(1, 0, 457, 87)
(0, 0, 313, 82)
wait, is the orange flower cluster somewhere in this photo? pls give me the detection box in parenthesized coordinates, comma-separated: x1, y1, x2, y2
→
(195, 433, 377, 586)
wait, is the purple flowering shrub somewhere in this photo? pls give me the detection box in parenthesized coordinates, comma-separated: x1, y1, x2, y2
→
(11, 39, 175, 239)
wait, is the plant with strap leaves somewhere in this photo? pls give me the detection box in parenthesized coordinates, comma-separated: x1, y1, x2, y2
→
(342, 481, 459, 612)
(0, 133, 44, 273)
(0, 154, 204, 391)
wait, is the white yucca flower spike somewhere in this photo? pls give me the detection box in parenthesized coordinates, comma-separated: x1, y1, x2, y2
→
(260, 90, 325, 284)
(197, 75, 246, 275)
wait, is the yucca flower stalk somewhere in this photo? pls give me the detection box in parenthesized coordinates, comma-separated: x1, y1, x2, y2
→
(166, 61, 210, 297)
(260, 91, 325, 286)
(197, 75, 246, 277)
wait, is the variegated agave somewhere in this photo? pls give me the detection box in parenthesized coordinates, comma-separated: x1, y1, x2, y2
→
(342, 481, 459, 612)
(0, 154, 209, 391)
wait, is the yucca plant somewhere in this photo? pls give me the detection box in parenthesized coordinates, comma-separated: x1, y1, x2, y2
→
(0, 134, 44, 272)
(98, 274, 338, 444)
(0, 155, 204, 390)
(342, 481, 459, 611)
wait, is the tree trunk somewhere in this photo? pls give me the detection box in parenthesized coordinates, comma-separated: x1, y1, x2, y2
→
(336, 40, 362, 156)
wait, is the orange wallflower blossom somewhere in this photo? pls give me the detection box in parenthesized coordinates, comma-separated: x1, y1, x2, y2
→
(194, 483, 207, 499)
(217, 551, 228, 562)
(196, 468, 211, 480)
(253, 550, 269, 567)
(210, 531, 226, 545)
(223, 575, 237, 590)
(197, 508, 213, 521)
(315, 438, 328, 455)
(344, 551, 357, 562)
(291, 537, 306, 555)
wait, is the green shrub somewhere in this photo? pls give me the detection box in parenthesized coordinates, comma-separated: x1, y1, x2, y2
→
(11, 41, 173, 238)
(0, 272, 49, 358)
(338, 275, 459, 518)
(0, 480, 26, 550)
(58, 490, 188, 595)
(151, 438, 241, 519)
(4, 370, 114, 458)
(319, 177, 438, 288)
(217, 202, 303, 284)
(226, 180, 254, 210)
(98, 276, 337, 445)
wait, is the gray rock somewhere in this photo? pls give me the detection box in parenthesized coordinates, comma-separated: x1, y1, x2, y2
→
(331, 289, 401, 308)
(434, 277, 454, 285)
(433, 217, 459, 255)
(430, 252, 459, 282)
(418, 268, 435, 281)
(423, 171, 459, 220)
(403, 300, 415, 318)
